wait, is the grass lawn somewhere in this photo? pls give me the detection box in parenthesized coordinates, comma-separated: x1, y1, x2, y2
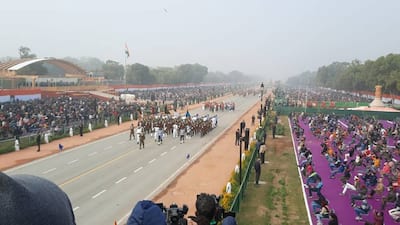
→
(235, 116, 309, 225)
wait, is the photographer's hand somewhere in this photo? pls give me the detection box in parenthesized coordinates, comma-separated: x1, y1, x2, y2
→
(187, 217, 198, 225)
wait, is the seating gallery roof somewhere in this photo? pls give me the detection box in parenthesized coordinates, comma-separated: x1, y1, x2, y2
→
(0, 58, 86, 75)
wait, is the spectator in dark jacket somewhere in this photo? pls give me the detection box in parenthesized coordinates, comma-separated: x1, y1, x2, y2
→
(127, 200, 166, 225)
(0, 172, 76, 225)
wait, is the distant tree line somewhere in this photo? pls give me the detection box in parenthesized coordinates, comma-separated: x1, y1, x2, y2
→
(286, 53, 400, 95)
(64, 57, 252, 84)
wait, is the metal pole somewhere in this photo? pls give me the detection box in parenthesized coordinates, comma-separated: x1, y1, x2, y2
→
(124, 56, 127, 86)
(239, 137, 242, 185)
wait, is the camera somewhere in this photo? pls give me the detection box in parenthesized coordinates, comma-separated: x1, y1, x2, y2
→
(157, 203, 188, 225)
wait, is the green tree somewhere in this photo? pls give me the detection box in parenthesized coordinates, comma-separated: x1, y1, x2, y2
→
(18, 46, 36, 59)
(102, 60, 124, 80)
(127, 63, 156, 84)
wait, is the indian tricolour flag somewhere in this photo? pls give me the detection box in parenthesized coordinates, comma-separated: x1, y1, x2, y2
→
(125, 43, 130, 58)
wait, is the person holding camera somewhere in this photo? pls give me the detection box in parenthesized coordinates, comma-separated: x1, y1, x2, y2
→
(188, 193, 216, 225)
(187, 193, 237, 225)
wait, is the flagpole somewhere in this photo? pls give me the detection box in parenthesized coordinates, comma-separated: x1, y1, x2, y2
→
(124, 55, 127, 88)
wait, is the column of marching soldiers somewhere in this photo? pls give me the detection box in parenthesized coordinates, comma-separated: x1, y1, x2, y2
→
(130, 113, 218, 149)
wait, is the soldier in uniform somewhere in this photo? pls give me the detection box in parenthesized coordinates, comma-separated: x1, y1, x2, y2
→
(139, 132, 145, 149)
(129, 123, 135, 140)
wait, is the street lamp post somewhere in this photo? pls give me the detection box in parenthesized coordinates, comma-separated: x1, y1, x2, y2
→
(239, 136, 242, 185)
(238, 121, 245, 185)
(260, 82, 264, 102)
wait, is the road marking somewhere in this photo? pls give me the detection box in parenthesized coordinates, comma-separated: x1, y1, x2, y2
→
(88, 152, 98, 156)
(161, 152, 167, 156)
(60, 151, 133, 187)
(148, 159, 156, 164)
(73, 206, 80, 211)
(104, 146, 112, 150)
(68, 159, 79, 165)
(118, 141, 125, 145)
(171, 146, 176, 150)
(92, 190, 106, 199)
(134, 167, 143, 173)
(42, 168, 56, 174)
(115, 177, 127, 184)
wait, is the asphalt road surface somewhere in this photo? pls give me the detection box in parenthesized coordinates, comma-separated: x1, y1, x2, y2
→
(6, 94, 259, 225)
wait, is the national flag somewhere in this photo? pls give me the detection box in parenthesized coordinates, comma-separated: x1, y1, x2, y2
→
(125, 43, 130, 58)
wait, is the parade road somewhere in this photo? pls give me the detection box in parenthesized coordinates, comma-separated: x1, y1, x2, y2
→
(6, 94, 259, 225)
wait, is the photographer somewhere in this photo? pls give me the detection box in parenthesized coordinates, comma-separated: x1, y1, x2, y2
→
(188, 193, 237, 225)
(188, 193, 216, 225)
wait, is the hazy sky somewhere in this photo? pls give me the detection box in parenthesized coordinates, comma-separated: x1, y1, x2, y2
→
(1, 0, 400, 80)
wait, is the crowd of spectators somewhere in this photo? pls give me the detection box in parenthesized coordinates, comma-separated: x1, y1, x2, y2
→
(0, 85, 252, 141)
(276, 87, 372, 107)
(276, 81, 400, 224)
(293, 110, 400, 224)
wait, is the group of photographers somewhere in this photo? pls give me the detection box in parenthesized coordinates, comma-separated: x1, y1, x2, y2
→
(127, 193, 237, 225)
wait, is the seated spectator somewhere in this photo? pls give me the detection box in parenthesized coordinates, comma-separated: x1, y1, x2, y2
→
(350, 183, 368, 206)
(368, 178, 384, 199)
(381, 186, 398, 210)
(328, 211, 339, 225)
(330, 161, 346, 179)
(339, 162, 352, 185)
(311, 193, 328, 213)
(0, 172, 76, 225)
(388, 195, 400, 222)
(307, 177, 323, 198)
(340, 175, 360, 196)
(305, 171, 321, 187)
(381, 162, 391, 178)
(362, 169, 378, 187)
(315, 202, 331, 225)
(354, 199, 371, 221)
(364, 209, 384, 225)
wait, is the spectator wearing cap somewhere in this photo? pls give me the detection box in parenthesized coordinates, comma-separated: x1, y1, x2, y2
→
(126, 200, 166, 225)
(0, 172, 76, 225)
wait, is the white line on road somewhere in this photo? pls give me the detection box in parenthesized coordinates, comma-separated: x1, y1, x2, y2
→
(92, 190, 106, 199)
(88, 152, 98, 156)
(171, 146, 176, 150)
(73, 206, 80, 211)
(42, 168, 56, 174)
(67, 159, 79, 165)
(134, 167, 143, 173)
(104, 146, 112, 150)
(115, 177, 127, 184)
(118, 141, 125, 145)
(160, 152, 167, 156)
(148, 159, 156, 164)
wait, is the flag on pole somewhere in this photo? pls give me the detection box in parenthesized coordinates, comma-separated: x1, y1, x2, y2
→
(125, 43, 130, 58)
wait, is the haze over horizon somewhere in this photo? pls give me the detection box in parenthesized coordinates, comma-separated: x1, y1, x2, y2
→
(1, 0, 400, 80)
